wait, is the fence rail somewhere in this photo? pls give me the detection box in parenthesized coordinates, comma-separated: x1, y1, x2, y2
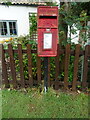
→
(1, 44, 90, 91)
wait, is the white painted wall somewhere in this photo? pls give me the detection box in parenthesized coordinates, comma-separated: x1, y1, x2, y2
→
(68, 25, 79, 44)
(0, 4, 37, 41)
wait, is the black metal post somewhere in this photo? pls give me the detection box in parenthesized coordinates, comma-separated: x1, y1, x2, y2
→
(44, 57, 48, 93)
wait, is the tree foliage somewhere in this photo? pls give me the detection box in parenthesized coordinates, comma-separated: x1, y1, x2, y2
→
(59, 2, 90, 45)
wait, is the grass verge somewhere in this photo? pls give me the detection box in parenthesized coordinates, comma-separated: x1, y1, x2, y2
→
(2, 88, 89, 118)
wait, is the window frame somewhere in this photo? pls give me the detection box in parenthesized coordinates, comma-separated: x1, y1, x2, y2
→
(0, 20, 18, 37)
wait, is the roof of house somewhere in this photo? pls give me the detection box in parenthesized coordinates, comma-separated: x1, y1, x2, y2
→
(0, 0, 46, 6)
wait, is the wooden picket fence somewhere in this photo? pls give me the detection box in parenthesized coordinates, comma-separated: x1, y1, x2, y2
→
(1, 44, 90, 91)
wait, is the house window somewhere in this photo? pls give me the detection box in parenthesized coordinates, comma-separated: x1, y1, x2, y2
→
(0, 21, 17, 37)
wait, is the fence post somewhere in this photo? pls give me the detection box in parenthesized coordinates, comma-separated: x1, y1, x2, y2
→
(64, 44, 71, 90)
(0, 44, 2, 88)
(27, 44, 33, 87)
(37, 54, 41, 85)
(8, 44, 17, 88)
(72, 44, 80, 91)
(2, 45, 10, 88)
(18, 44, 25, 88)
(55, 44, 60, 90)
(82, 45, 89, 90)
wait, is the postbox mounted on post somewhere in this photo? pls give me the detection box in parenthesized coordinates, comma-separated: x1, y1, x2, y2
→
(37, 6, 58, 57)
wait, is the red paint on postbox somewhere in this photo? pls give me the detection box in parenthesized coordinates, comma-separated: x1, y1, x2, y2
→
(37, 6, 58, 57)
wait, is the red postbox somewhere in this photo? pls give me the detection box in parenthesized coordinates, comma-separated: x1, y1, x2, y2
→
(37, 6, 58, 57)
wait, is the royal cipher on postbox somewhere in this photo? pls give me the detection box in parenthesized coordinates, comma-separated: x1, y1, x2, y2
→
(37, 6, 58, 57)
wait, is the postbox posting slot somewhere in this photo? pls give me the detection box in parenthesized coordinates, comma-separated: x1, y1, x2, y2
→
(39, 16, 57, 19)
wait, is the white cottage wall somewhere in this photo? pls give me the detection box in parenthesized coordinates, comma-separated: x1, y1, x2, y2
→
(0, 5, 37, 41)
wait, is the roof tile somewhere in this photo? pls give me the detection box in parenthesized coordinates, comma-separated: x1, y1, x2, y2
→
(0, 0, 46, 5)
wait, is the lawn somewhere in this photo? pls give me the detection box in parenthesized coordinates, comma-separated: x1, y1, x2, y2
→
(2, 88, 89, 119)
